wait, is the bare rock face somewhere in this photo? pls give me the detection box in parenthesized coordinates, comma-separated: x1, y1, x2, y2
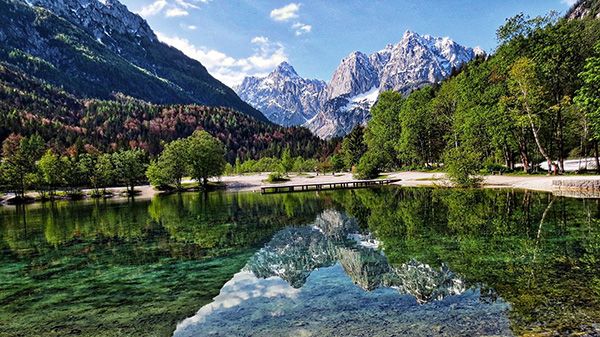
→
(237, 31, 481, 138)
(324, 51, 379, 100)
(308, 31, 480, 138)
(379, 31, 478, 93)
(28, 0, 156, 44)
(236, 62, 326, 126)
(1, 0, 267, 121)
(566, 0, 600, 20)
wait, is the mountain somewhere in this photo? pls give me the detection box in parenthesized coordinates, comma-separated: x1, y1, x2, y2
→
(236, 62, 326, 126)
(567, 0, 600, 20)
(0, 63, 331, 161)
(307, 31, 482, 138)
(0, 0, 268, 122)
(237, 31, 481, 138)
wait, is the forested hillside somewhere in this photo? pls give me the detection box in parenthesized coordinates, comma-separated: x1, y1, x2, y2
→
(349, 11, 600, 182)
(0, 63, 332, 163)
(0, 0, 267, 121)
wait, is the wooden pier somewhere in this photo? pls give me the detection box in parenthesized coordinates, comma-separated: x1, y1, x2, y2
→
(260, 178, 401, 194)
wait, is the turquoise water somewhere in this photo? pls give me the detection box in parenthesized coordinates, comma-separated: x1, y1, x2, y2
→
(1, 188, 600, 336)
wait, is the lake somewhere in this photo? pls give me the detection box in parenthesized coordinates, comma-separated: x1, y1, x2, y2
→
(1, 187, 600, 336)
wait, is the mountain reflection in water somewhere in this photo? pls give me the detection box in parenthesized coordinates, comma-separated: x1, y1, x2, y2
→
(174, 209, 511, 337)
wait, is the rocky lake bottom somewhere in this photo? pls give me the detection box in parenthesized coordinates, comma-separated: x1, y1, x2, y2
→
(1, 187, 600, 336)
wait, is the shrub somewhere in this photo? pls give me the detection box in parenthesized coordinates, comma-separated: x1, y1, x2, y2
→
(266, 171, 289, 183)
(354, 151, 381, 180)
(444, 146, 483, 187)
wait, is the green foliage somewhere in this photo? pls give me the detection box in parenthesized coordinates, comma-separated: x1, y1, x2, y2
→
(331, 154, 345, 173)
(223, 163, 234, 176)
(292, 156, 317, 173)
(341, 126, 367, 169)
(281, 147, 293, 173)
(444, 146, 483, 187)
(0, 133, 44, 198)
(396, 86, 441, 167)
(576, 43, 600, 140)
(187, 131, 226, 188)
(352, 13, 600, 176)
(496, 12, 558, 45)
(36, 149, 63, 197)
(95, 154, 115, 195)
(232, 155, 318, 174)
(146, 139, 189, 190)
(0, 63, 334, 163)
(365, 91, 404, 169)
(266, 171, 289, 183)
(112, 149, 147, 194)
(354, 151, 382, 180)
(146, 160, 171, 190)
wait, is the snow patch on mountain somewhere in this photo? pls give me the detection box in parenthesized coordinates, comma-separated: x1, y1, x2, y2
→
(236, 62, 326, 126)
(343, 86, 379, 112)
(238, 31, 483, 138)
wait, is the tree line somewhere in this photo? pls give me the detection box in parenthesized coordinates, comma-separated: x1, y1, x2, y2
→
(226, 146, 349, 176)
(341, 12, 600, 184)
(0, 63, 336, 163)
(0, 131, 229, 202)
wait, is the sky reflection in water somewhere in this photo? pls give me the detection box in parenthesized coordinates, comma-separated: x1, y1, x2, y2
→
(2, 188, 600, 336)
(174, 209, 512, 337)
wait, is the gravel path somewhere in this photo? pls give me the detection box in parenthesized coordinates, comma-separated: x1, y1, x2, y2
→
(5, 172, 600, 206)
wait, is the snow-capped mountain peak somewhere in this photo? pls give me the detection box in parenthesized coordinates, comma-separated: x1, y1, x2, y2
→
(274, 61, 299, 78)
(236, 62, 326, 127)
(238, 31, 479, 138)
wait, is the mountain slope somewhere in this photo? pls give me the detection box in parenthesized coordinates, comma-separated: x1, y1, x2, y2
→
(311, 31, 480, 138)
(567, 0, 600, 19)
(0, 0, 268, 122)
(236, 62, 326, 126)
(237, 31, 480, 138)
(0, 63, 331, 161)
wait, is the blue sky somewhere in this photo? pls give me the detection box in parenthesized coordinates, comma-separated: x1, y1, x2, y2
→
(120, 0, 576, 87)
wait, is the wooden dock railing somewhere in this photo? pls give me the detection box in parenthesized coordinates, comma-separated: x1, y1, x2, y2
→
(260, 178, 401, 194)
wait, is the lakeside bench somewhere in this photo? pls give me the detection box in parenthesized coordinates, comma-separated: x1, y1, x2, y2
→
(260, 178, 401, 194)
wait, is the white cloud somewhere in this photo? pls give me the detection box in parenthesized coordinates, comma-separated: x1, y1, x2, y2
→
(139, 0, 167, 17)
(561, 0, 577, 5)
(137, 0, 209, 18)
(156, 32, 287, 87)
(166, 7, 189, 17)
(270, 3, 300, 22)
(174, 0, 200, 8)
(292, 22, 312, 36)
(270, 3, 312, 37)
(182, 24, 198, 30)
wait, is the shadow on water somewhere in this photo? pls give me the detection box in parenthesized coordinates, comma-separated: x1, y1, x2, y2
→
(1, 187, 600, 336)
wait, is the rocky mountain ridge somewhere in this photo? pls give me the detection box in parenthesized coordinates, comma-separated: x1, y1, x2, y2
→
(0, 0, 268, 122)
(237, 31, 482, 138)
(236, 62, 326, 126)
(567, 0, 600, 20)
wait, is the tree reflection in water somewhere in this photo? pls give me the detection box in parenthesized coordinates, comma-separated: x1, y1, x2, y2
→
(175, 208, 506, 337)
(2, 188, 600, 336)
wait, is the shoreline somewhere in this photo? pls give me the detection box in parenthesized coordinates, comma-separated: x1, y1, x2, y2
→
(3, 171, 600, 207)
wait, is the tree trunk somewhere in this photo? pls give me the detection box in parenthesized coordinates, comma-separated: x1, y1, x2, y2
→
(519, 140, 530, 173)
(558, 113, 565, 174)
(528, 116, 554, 175)
(517, 81, 555, 174)
(202, 177, 208, 190)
